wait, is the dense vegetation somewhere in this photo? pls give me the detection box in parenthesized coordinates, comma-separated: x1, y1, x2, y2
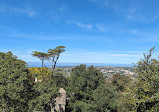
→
(0, 52, 35, 111)
(1, 47, 159, 112)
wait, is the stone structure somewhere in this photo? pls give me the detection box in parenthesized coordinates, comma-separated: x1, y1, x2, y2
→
(54, 88, 66, 112)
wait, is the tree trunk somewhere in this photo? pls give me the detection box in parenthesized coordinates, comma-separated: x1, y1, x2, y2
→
(42, 60, 44, 78)
(51, 60, 54, 77)
(53, 56, 59, 69)
(52, 58, 58, 78)
(51, 57, 55, 78)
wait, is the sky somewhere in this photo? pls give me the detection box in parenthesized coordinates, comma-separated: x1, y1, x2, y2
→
(0, 0, 159, 64)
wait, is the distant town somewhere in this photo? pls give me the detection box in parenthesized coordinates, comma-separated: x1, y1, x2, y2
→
(59, 66, 135, 78)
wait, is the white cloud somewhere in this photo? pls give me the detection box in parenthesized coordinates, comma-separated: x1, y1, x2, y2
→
(119, 29, 159, 43)
(9, 33, 70, 40)
(59, 49, 144, 64)
(129, 30, 139, 34)
(96, 24, 107, 31)
(151, 15, 159, 21)
(0, 4, 36, 18)
(125, 8, 139, 20)
(7, 30, 112, 41)
(89, 0, 109, 6)
(14, 7, 36, 17)
(66, 20, 93, 30)
(58, 5, 67, 11)
(125, 7, 159, 23)
(89, 0, 159, 23)
(76, 23, 92, 29)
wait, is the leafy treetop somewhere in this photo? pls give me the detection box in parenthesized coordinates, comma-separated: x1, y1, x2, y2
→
(0, 51, 35, 112)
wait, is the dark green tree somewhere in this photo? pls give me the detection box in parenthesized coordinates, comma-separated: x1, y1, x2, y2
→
(52, 68, 67, 88)
(31, 51, 49, 78)
(68, 65, 104, 98)
(66, 65, 104, 111)
(67, 84, 120, 112)
(92, 84, 120, 112)
(0, 52, 35, 112)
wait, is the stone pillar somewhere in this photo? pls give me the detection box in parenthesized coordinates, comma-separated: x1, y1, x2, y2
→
(54, 88, 66, 112)
(59, 88, 66, 111)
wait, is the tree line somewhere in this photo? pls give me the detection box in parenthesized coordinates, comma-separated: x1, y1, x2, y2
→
(0, 47, 159, 112)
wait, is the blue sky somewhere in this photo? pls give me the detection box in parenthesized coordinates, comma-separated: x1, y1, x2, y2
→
(0, 0, 159, 64)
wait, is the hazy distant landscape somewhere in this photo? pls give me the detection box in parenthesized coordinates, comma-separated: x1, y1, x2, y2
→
(27, 62, 133, 67)
(28, 62, 135, 78)
(60, 66, 135, 78)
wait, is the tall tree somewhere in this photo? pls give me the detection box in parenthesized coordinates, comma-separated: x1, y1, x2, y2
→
(31, 51, 49, 78)
(127, 47, 159, 111)
(48, 46, 65, 77)
(0, 52, 35, 112)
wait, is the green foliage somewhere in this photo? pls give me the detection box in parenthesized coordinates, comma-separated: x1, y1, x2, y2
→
(111, 74, 131, 92)
(52, 68, 68, 88)
(31, 51, 49, 62)
(29, 80, 58, 111)
(48, 46, 65, 56)
(92, 84, 120, 112)
(0, 51, 65, 112)
(70, 100, 96, 112)
(127, 47, 159, 112)
(28, 67, 67, 111)
(1, 49, 142, 112)
(0, 52, 35, 112)
(66, 64, 120, 112)
(109, 74, 133, 112)
(67, 64, 104, 97)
